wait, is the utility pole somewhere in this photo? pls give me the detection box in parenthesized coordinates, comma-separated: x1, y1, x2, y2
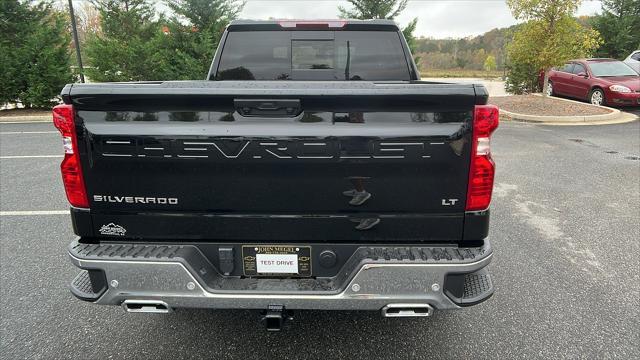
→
(68, 0, 85, 83)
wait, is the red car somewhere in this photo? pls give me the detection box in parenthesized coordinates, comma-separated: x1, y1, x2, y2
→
(545, 59, 640, 107)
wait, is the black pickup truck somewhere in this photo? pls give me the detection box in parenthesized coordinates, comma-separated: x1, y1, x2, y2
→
(57, 20, 498, 330)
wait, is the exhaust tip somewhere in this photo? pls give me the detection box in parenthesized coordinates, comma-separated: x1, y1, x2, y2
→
(381, 304, 434, 318)
(122, 300, 172, 314)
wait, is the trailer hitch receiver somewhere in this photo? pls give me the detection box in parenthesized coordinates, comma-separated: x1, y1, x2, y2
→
(262, 305, 294, 332)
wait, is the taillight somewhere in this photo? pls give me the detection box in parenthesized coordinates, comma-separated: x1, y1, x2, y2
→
(53, 104, 89, 208)
(466, 105, 499, 211)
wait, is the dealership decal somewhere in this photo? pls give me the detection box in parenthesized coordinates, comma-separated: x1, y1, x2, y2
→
(99, 223, 127, 236)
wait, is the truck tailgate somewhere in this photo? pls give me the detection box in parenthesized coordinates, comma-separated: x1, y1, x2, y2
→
(65, 81, 482, 242)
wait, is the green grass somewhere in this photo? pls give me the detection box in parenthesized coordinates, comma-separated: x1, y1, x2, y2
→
(420, 69, 505, 79)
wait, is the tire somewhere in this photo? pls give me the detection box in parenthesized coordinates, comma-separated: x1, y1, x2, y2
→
(546, 81, 554, 96)
(589, 88, 605, 106)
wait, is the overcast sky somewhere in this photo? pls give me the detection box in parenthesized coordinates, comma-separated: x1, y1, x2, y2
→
(239, 0, 603, 38)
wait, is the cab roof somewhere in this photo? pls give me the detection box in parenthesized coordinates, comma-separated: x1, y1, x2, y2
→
(227, 19, 399, 31)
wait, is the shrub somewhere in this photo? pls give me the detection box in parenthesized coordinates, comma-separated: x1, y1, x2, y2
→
(505, 62, 541, 95)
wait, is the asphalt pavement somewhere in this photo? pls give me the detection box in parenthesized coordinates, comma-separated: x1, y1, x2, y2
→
(1, 119, 639, 359)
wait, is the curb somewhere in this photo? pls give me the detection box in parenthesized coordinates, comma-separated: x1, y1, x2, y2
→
(497, 94, 638, 125)
(501, 112, 638, 126)
(0, 115, 51, 123)
(499, 108, 621, 123)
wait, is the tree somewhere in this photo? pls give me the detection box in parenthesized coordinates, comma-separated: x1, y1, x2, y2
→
(164, 0, 244, 78)
(505, 0, 601, 96)
(402, 18, 420, 66)
(75, 2, 102, 46)
(592, 0, 640, 59)
(338, 0, 408, 19)
(484, 55, 497, 72)
(0, 0, 72, 108)
(84, 0, 160, 81)
(338, 0, 420, 65)
(166, 0, 243, 36)
(84, 0, 243, 81)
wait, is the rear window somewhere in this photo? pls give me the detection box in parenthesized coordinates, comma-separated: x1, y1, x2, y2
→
(214, 31, 410, 81)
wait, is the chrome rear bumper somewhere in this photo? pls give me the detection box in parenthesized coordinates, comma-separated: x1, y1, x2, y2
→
(68, 240, 494, 311)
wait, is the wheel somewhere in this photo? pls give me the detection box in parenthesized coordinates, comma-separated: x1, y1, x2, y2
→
(590, 88, 605, 106)
(546, 81, 554, 96)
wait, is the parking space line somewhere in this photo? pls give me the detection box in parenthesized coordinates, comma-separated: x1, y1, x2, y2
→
(0, 131, 57, 134)
(0, 121, 52, 124)
(0, 210, 69, 216)
(0, 155, 63, 159)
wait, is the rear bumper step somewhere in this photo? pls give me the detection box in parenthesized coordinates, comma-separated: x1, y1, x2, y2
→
(69, 270, 106, 301)
(68, 239, 494, 311)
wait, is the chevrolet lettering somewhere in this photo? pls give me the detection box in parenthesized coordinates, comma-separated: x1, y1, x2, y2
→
(98, 139, 446, 161)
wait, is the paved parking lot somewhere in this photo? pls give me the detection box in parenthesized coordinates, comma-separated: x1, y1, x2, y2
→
(1, 119, 639, 359)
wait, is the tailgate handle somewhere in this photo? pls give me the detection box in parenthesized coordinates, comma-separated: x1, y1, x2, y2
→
(234, 99, 302, 117)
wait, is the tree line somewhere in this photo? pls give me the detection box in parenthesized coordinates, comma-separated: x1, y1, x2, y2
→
(1, 0, 638, 108)
(413, 26, 517, 72)
(1, 0, 246, 108)
(1, 0, 418, 108)
(415, 0, 639, 78)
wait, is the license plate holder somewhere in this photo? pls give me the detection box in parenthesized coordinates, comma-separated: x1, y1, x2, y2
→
(242, 245, 311, 277)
